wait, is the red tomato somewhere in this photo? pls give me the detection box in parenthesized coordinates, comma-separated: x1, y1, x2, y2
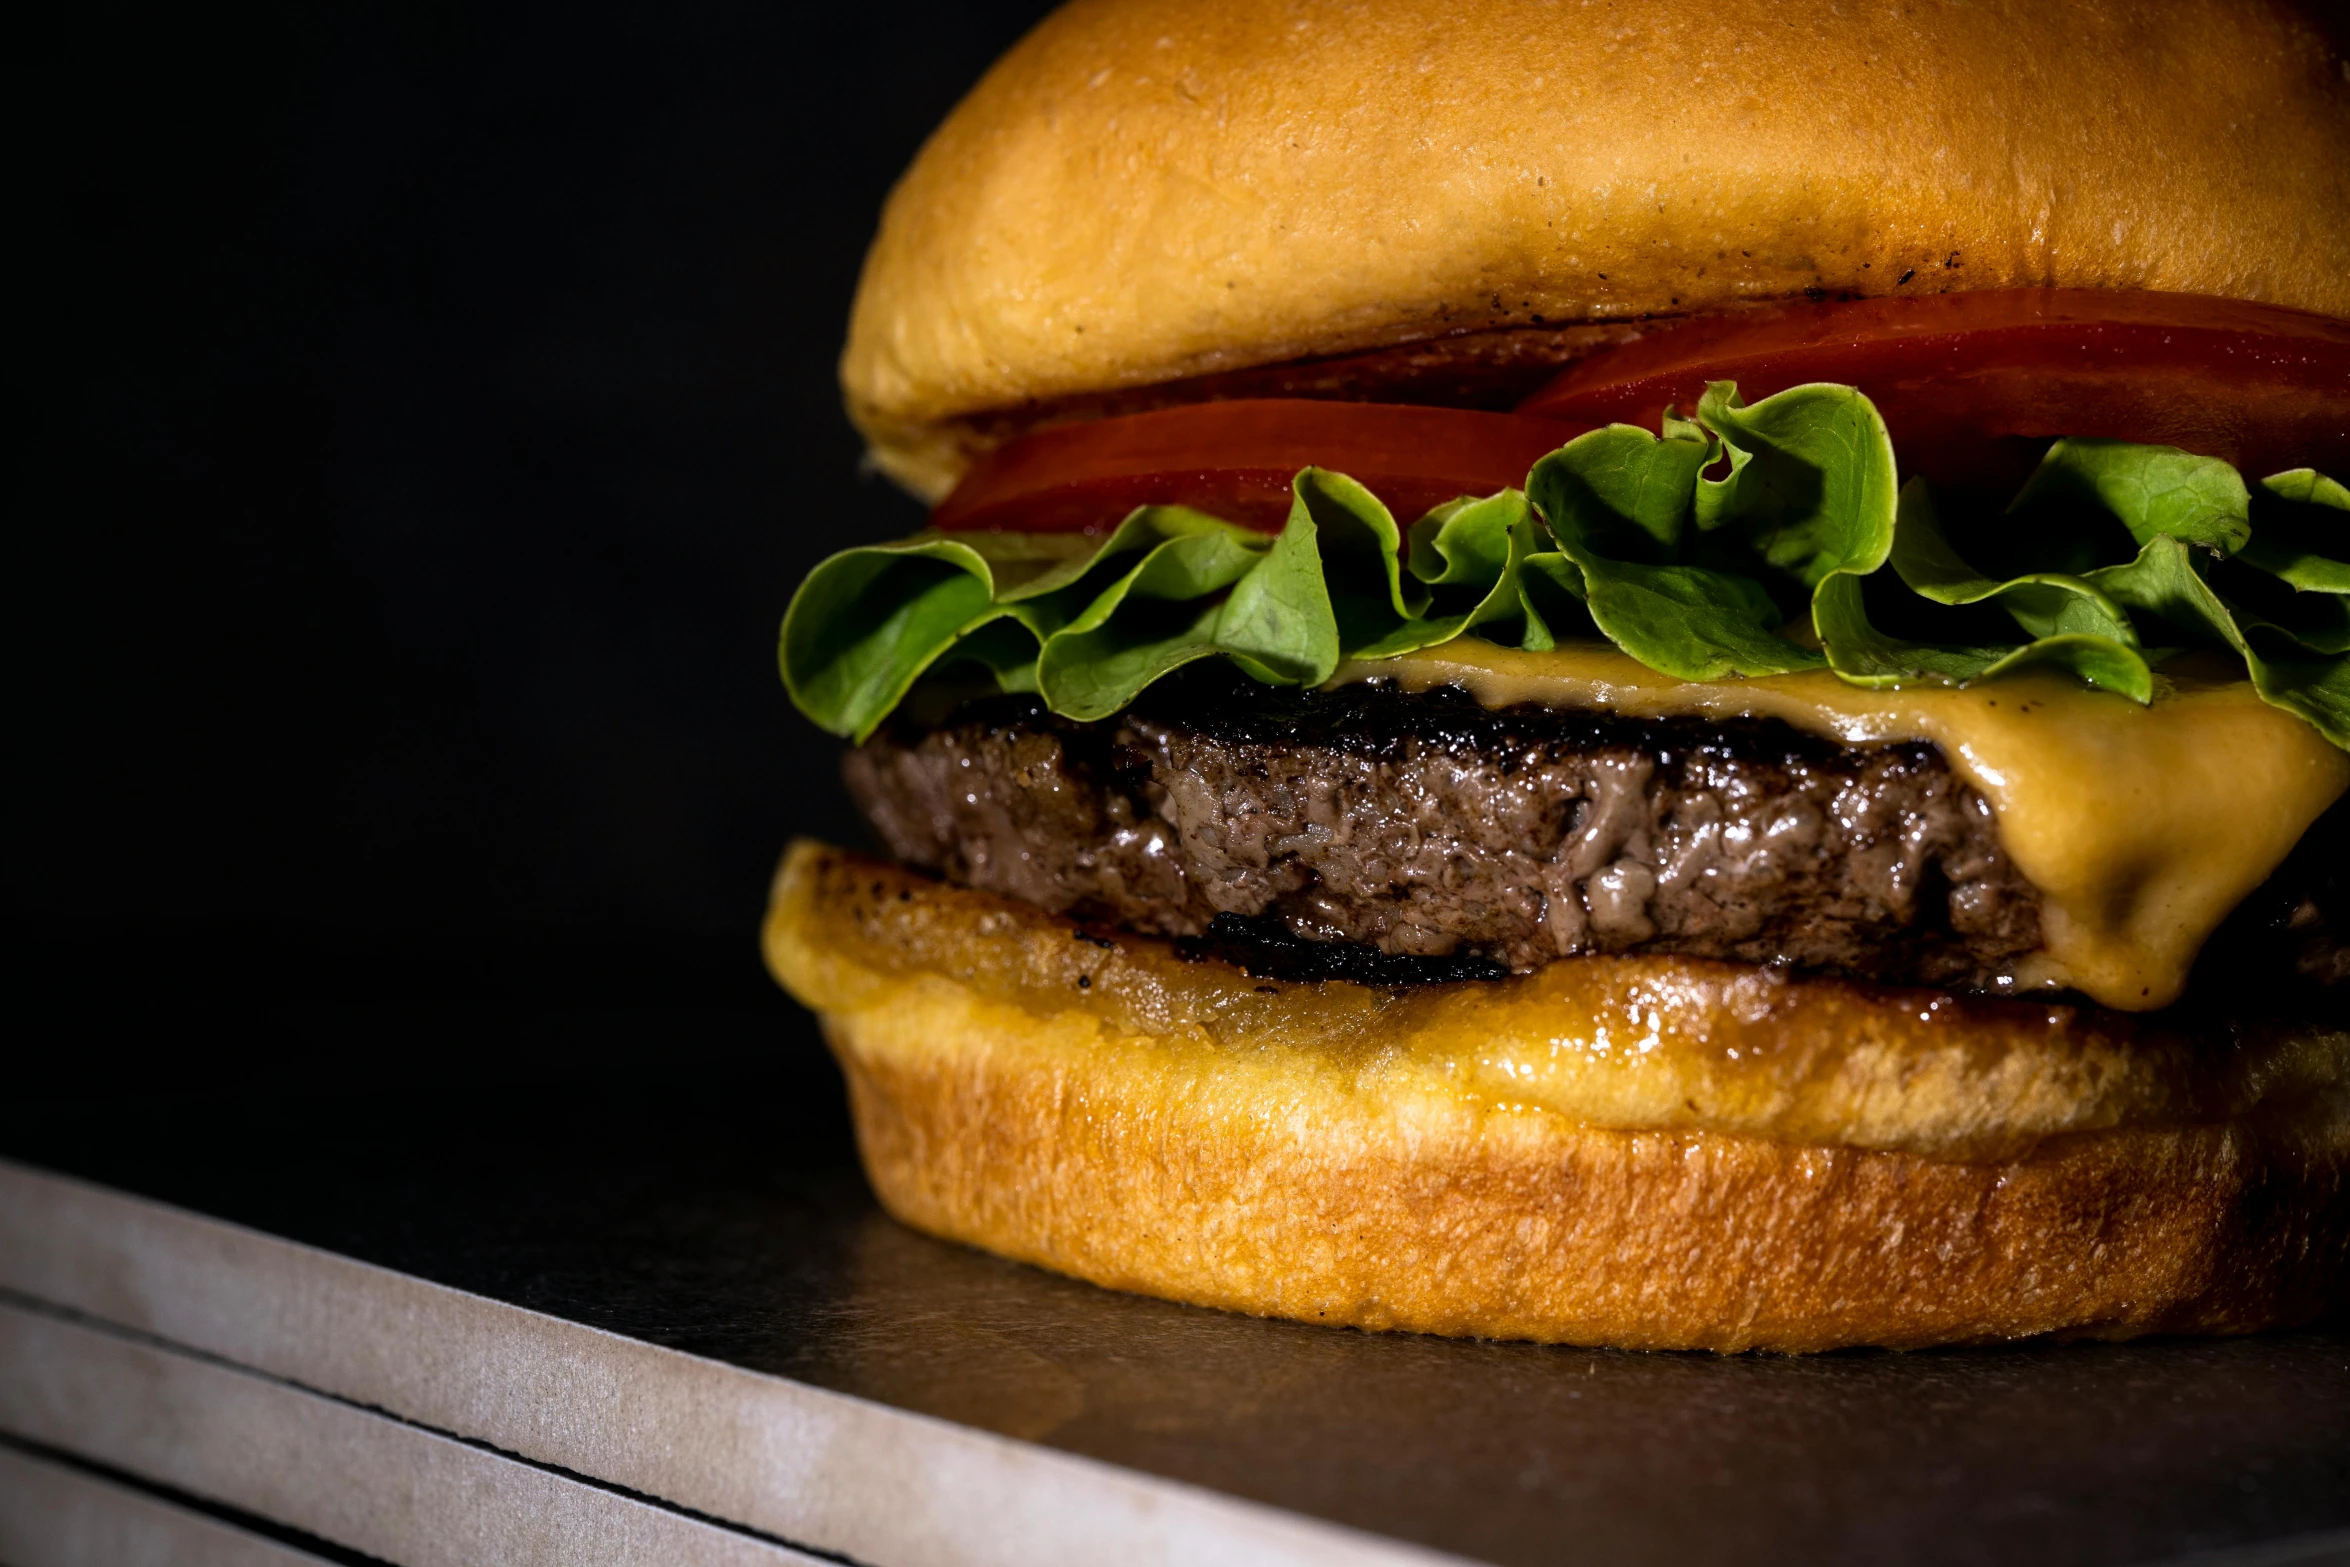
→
(1516, 289, 2350, 488)
(930, 400, 1578, 534)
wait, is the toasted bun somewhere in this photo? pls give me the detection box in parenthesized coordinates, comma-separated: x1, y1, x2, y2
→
(765, 842, 2350, 1352)
(842, 0, 2350, 499)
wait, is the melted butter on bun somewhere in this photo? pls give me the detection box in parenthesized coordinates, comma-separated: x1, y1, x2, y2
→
(1333, 644, 2349, 1013)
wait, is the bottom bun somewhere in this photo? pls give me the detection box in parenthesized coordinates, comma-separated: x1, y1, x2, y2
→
(764, 841, 2350, 1352)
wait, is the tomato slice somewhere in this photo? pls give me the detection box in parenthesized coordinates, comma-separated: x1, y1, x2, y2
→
(933, 293, 2350, 533)
(930, 400, 1578, 534)
(1517, 289, 2350, 488)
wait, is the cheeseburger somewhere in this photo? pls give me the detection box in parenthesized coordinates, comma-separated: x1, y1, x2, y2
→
(766, 0, 2350, 1349)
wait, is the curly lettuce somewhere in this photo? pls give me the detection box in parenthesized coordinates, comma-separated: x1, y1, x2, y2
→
(780, 383, 2350, 749)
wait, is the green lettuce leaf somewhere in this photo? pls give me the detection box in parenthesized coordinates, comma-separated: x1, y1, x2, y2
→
(1291, 467, 1424, 658)
(1837, 478, 2154, 700)
(2081, 508, 2350, 746)
(1538, 421, 1711, 562)
(779, 537, 1003, 744)
(2009, 436, 2252, 558)
(1814, 573, 2153, 695)
(1692, 379, 1908, 683)
(1512, 538, 1595, 651)
(2239, 469, 2350, 596)
(2088, 532, 2242, 645)
(1891, 480, 2137, 642)
(1527, 417, 1822, 679)
(1033, 516, 1286, 721)
(1388, 489, 1543, 654)
(1522, 379, 1907, 681)
(779, 471, 1557, 737)
(2263, 469, 2350, 511)
(779, 507, 1277, 739)
(2240, 638, 2350, 748)
(1693, 381, 1898, 586)
(778, 383, 2350, 753)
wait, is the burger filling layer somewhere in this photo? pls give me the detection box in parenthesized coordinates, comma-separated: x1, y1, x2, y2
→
(788, 340, 2350, 1015)
(850, 661, 2345, 1012)
(851, 667, 2038, 990)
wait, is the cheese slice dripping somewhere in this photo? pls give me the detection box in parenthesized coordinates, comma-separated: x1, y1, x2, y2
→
(1332, 643, 2349, 1012)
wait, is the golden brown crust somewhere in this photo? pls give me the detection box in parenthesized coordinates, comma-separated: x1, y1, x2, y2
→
(842, 0, 2350, 499)
(833, 1013, 2343, 1352)
(766, 843, 2350, 1351)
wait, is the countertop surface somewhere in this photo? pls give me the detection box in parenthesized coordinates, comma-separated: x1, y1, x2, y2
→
(12, 999, 2348, 1567)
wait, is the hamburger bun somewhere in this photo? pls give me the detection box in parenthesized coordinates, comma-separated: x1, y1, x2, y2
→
(765, 843, 2350, 1351)
(775, 0, 2350, 1349)
(842, 0, 2350, 497)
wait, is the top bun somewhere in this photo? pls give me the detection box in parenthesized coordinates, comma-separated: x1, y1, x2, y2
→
(841, 0, 2350, 499)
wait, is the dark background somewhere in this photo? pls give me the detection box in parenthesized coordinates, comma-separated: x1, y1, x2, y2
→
(18, 3, 1058, 1068)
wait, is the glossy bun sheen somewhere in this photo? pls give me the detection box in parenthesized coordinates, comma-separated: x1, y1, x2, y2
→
(766, 844, 2350, 1350)
(842, 0, 2350, 498)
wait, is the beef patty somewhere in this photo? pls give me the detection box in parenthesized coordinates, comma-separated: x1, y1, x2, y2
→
(847, 670, 2042, 986)
(846, 670, 2346, 1002)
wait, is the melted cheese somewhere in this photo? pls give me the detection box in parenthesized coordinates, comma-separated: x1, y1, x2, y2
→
(1334, 644, 2349, 1012)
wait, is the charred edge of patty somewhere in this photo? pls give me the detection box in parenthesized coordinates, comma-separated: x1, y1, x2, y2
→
(2194, 801, 2350, 1005)
(1170, 912, 1515, 986)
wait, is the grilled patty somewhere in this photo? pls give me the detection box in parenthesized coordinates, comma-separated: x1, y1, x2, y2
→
(846, 669, 2350, 1002)
(849, 670, 2031, 983)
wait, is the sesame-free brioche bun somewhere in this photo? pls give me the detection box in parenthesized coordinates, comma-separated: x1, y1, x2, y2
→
(840, 0, 2350, 499)
(764, 843, 2350, 1351)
